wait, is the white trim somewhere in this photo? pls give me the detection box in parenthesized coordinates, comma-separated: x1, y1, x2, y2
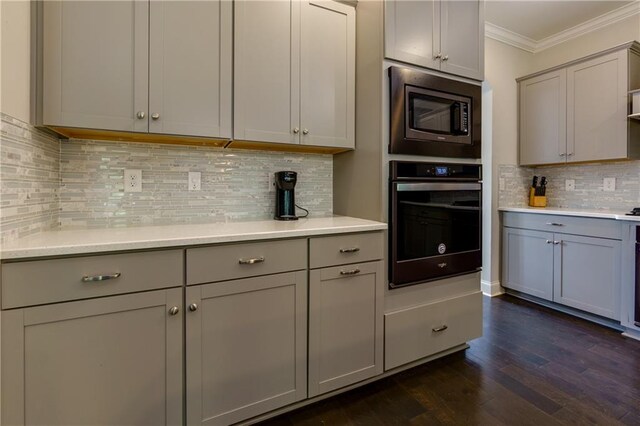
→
(481, 280, 503, 297)
(622, 329, 640, 342)
(485, 2, 640, 54)
(484, 22, 536, 53)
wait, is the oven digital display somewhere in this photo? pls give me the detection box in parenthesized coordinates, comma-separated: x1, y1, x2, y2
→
(435, 166, 448, 176)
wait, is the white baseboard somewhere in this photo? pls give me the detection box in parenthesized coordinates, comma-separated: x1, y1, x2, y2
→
(481, 280, 504, 297)
(622, 329, 640, 342)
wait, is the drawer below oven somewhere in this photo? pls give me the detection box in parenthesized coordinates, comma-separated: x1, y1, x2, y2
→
(384, 291, 482, 370)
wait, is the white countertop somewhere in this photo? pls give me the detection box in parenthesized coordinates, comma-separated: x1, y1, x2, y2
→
(1, 216, 387, 260)
(499, 206, 640, 221)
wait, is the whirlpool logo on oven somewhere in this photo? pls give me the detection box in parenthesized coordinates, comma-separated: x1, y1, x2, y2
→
(437, 243, 447, 254)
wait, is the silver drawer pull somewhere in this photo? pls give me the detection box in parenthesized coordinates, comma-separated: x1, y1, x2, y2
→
(546, 222, 564, 226)
(340, 268, 360, 276)
(82, 273, 121, 283)
(432, 325, 448, 333)
(553, 240, 561, 245)
(438, 262, 447, 268)
(339, 247, 360, 254)
(238, 257, 265, 265)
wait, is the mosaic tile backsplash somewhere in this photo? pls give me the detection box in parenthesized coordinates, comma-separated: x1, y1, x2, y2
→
(499, 162, 640, 211)
(59, 140, 333, 228)
(0, 113, 60, 244)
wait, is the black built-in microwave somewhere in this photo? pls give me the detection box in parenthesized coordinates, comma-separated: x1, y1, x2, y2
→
(389, 66, 481, 158)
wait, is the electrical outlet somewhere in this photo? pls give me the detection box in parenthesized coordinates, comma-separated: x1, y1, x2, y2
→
(603, 177, 616, 192)
(268, 173, 276, 192)
(565, 179, 575, 191)
(499, 178, 505, 191)
(124, 169, 142, 193)
(188, 172, 201, 191)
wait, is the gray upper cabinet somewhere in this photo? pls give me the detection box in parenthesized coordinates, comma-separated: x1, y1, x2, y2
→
(2, 289, 183, 426)
(567, 50, 628, 163)
(42, 1, 149, 133)
(384, 0, 484, 81)
(518, 42, 640, 166)
(42, 0, 232, 139)
(519, 70, 567, 166)
(235, 0, 355, 149)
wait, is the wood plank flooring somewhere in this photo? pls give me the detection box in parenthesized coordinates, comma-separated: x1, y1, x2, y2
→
(259, 294, 640, 425)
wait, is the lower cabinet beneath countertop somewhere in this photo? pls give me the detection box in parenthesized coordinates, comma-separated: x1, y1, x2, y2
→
(186, 271, 308, 426)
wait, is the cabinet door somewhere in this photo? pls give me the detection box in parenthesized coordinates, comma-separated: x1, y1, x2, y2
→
(554, 235, 620, 319)
(308, 261, 383, 397)
(300, 0, 355, 149)
(567, 50, 628, 163)
(234, 0, 300, 144)
(149, 0, 232, 138)
(1, 289, 183, 426)
(502, 228, 554, 301)
(42, 1, 149, 132)
(439, 0, 484, 80)
(384, 0, 440, 70)
(519, 70, 567, 165)
(186, 272, 307, 426)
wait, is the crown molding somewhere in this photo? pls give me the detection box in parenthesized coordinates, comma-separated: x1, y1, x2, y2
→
(485, 1, 640, 54)
(485, 22, 537, 53)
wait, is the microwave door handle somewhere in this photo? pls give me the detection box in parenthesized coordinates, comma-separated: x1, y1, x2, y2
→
(396, 182, 482, 191)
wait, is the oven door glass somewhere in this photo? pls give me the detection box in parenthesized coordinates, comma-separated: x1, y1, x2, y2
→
(395, 182, 481, 261)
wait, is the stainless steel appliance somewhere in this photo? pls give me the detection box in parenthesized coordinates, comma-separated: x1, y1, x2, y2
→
(389, 66, 481, 158)
(389, 161, 482, 288)
(274, 171, 298, 220)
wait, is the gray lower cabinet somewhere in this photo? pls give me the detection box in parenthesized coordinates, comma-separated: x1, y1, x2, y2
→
(185, 271, 308, 426)
(1, 288, 183, 426)
(308, 261, 384, 397)
(502, 212, 621, 320)
(502, 227, 554, 301)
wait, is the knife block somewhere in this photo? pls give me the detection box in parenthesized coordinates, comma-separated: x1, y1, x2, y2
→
(529, 188, 547, 207)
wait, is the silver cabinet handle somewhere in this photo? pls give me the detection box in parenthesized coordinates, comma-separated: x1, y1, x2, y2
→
(339, 247, 360, 254)
(238, 257, 265, 265)
(168, 306, 179, 316)
(442, 55, 449, 61)
(151, 113, 160, 120)
(136, 111, 146, 119)
(340, 268, 360, 276)
(189, 303, 198, 312)
(545, 240, 552, 244)
(302, 129, 309, 135)
(438, 262, 447, 268)
(82, 273, 121, 282)
(546, 222, 564, 226)
(293, 127, 299, 134)
(553, 240, 561, 245)
(567, 153, 574, 156)
(434, 52, 442, 59)
(432, 325, 448, 333)
(559, 153, 567, 157)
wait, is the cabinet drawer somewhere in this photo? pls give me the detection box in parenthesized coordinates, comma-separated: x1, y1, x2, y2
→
(384, 291, 482, 370)
(186, 239, 307, 285)
(1, 250, 184, 309)
(309, 232, 384, 269)
(503, 212, 621, 240)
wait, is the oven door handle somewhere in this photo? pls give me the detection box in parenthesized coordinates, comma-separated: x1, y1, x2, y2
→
(395, 182, 482, 192)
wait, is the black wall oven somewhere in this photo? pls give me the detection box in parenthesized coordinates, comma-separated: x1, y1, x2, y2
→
(389, 66, 481, 159)
(389, 161, 482, 288)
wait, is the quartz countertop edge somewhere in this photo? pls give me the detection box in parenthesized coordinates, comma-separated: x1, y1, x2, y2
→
(499, 206, 640, 221)
(1, 216, 387, 260)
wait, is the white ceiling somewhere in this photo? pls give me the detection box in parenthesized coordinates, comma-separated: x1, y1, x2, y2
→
(485, 0, 636, 41)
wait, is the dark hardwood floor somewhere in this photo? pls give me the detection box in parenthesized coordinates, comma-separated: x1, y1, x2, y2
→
(259, 294, 640, 425)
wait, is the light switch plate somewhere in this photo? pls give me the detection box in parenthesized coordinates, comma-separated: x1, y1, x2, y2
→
(603, 177, 615, 192)
(565, 179, 575, 191)
(188, 172, 201, 191)
(268, 173, 276, 192)
(124, 169, 142, 193)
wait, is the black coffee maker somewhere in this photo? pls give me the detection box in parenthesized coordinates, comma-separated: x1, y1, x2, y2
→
(274, 171, 298, 220)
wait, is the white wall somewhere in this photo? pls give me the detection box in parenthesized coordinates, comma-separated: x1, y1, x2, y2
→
(483, 37, 533, 290)
(0, 0, 31, 122)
